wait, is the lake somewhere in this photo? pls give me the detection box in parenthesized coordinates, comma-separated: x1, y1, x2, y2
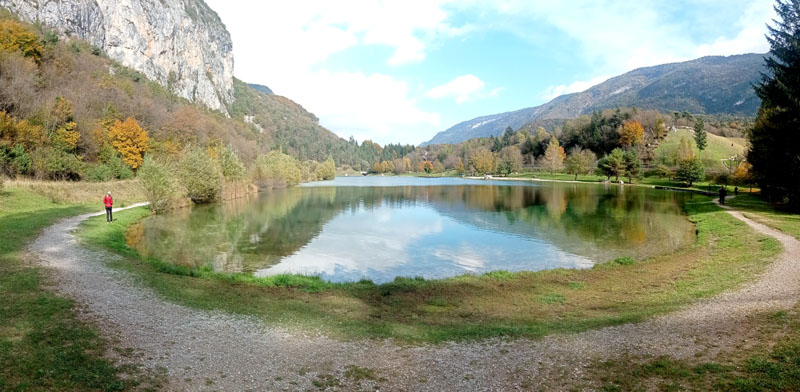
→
(126, 177, 696, 283)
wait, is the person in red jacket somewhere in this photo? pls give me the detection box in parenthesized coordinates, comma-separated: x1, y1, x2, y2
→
(104, 191, 113, 223)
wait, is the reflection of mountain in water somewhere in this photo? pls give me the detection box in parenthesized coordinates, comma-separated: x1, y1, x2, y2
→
(128, 182, 695, 274)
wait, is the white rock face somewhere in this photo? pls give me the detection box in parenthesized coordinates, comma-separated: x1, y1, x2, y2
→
(0, 0, 234, 114)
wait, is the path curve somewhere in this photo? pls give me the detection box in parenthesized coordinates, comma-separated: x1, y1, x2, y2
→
(29, 202, 800, 391)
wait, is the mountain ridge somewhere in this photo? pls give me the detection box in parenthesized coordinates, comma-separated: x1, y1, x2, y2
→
(423, 53, 765, 146)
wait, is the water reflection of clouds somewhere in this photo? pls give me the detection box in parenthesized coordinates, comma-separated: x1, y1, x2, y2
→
(254, 205, 444, 280)
(255, 204, 595, 283)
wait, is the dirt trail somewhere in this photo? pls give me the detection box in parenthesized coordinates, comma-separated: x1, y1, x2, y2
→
(29, 201, 800, 391)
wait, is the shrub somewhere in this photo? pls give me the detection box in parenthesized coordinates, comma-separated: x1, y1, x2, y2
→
(138, 156, 176, 213)
(254, 150, 302, 188)
(31, 147, 83, 180)
(179, 147, 222, 204)
(0, 144, 32, 176)
(217, 144, 245, 181)
(86, 152, 134, 181)
(315, 156, 336, 180)
(676, 158, 705, 187)
(651, 164, 673, 179)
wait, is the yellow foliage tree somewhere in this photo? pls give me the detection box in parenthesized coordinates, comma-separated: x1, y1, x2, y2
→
(543, 137, 566, 176)
(455, 157, 465, 174)
(0, 20, 43, 63)
(381, 160, 394, 173)
(619, 120, 644, 147)
(0, 111, 45, 148)
(108, 117, 149, 169)
(54, 122, 80, 152)
(470, 149, 495, 174)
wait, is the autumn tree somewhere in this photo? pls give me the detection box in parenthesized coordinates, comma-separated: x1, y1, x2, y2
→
(734, 161, 755, 192)
(455, 157, 465, 174)
(542, 137, 565, 176)
(316, 156, 336, 180)
(49, 97, 80, 153)
(677, 136, 695, 161)
(619, 120, 644, 147)
(748, 0, 800, 207)
(381, 160, 395, 173)
(0, 20, 43, 63)
(470, 149, 495, 174)
(108, 117, 149, 169)
(423, 160, 434, 174)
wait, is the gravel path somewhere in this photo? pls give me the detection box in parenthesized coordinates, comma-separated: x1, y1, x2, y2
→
(29, 201, 800, 391)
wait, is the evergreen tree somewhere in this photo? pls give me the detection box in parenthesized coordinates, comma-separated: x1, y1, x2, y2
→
(623, 150, 642, 184)
(749, 0, 800, 207)
(694, 118, 707, 157)
(597, 148, 626, 182)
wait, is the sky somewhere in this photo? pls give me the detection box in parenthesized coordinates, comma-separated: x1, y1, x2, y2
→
(204, 0, 775, 146)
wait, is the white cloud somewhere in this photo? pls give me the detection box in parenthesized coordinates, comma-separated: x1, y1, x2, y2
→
(204, 0, 456, 145)
(292, 70, 440, 144)
(694, 1, 776, 58)
(426, 74, 486, 103)
(205, 0, 775, 145)
(541, 75, 609, 101)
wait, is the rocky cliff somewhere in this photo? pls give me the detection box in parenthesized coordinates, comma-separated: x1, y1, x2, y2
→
(0, 0, 234, 113)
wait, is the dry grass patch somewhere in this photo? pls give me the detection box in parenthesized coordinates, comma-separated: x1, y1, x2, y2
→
(6, 179, 145, 205)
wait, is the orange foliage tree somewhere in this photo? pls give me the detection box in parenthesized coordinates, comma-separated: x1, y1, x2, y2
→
(619, 120, 644, 147)
(0, 20, 43, 63)
(108, 117, 149, 169)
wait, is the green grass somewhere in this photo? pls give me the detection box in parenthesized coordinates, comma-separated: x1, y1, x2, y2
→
(79, 195, 781, 344)
(0, 187, 153, 391)
(727, 193, 800, 240)
(655, 129, 747, 170)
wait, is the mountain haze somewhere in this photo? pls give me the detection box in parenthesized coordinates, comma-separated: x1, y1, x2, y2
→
(423, 54, 765, 146)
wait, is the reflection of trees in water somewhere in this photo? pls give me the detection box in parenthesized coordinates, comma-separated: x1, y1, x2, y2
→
(130, 187, 344, 272)
(421, 184, 694, 260)
(130, 183, 694, 273)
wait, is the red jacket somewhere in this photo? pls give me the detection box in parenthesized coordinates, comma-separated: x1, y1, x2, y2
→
(104, 195, 113, 207)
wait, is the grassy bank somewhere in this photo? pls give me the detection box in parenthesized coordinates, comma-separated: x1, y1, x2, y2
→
(79, 195, 780, 343)
(727, 194, 800, 240)
(0, 186, 150, 391)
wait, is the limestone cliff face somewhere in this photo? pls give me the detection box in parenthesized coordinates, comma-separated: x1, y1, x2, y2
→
(0, 0, 234, 113)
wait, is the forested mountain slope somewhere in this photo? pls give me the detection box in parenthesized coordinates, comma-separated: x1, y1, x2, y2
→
(423, 54, 765, 146)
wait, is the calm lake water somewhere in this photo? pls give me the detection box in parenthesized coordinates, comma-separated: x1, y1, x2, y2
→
(126, 177, 696, 283)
